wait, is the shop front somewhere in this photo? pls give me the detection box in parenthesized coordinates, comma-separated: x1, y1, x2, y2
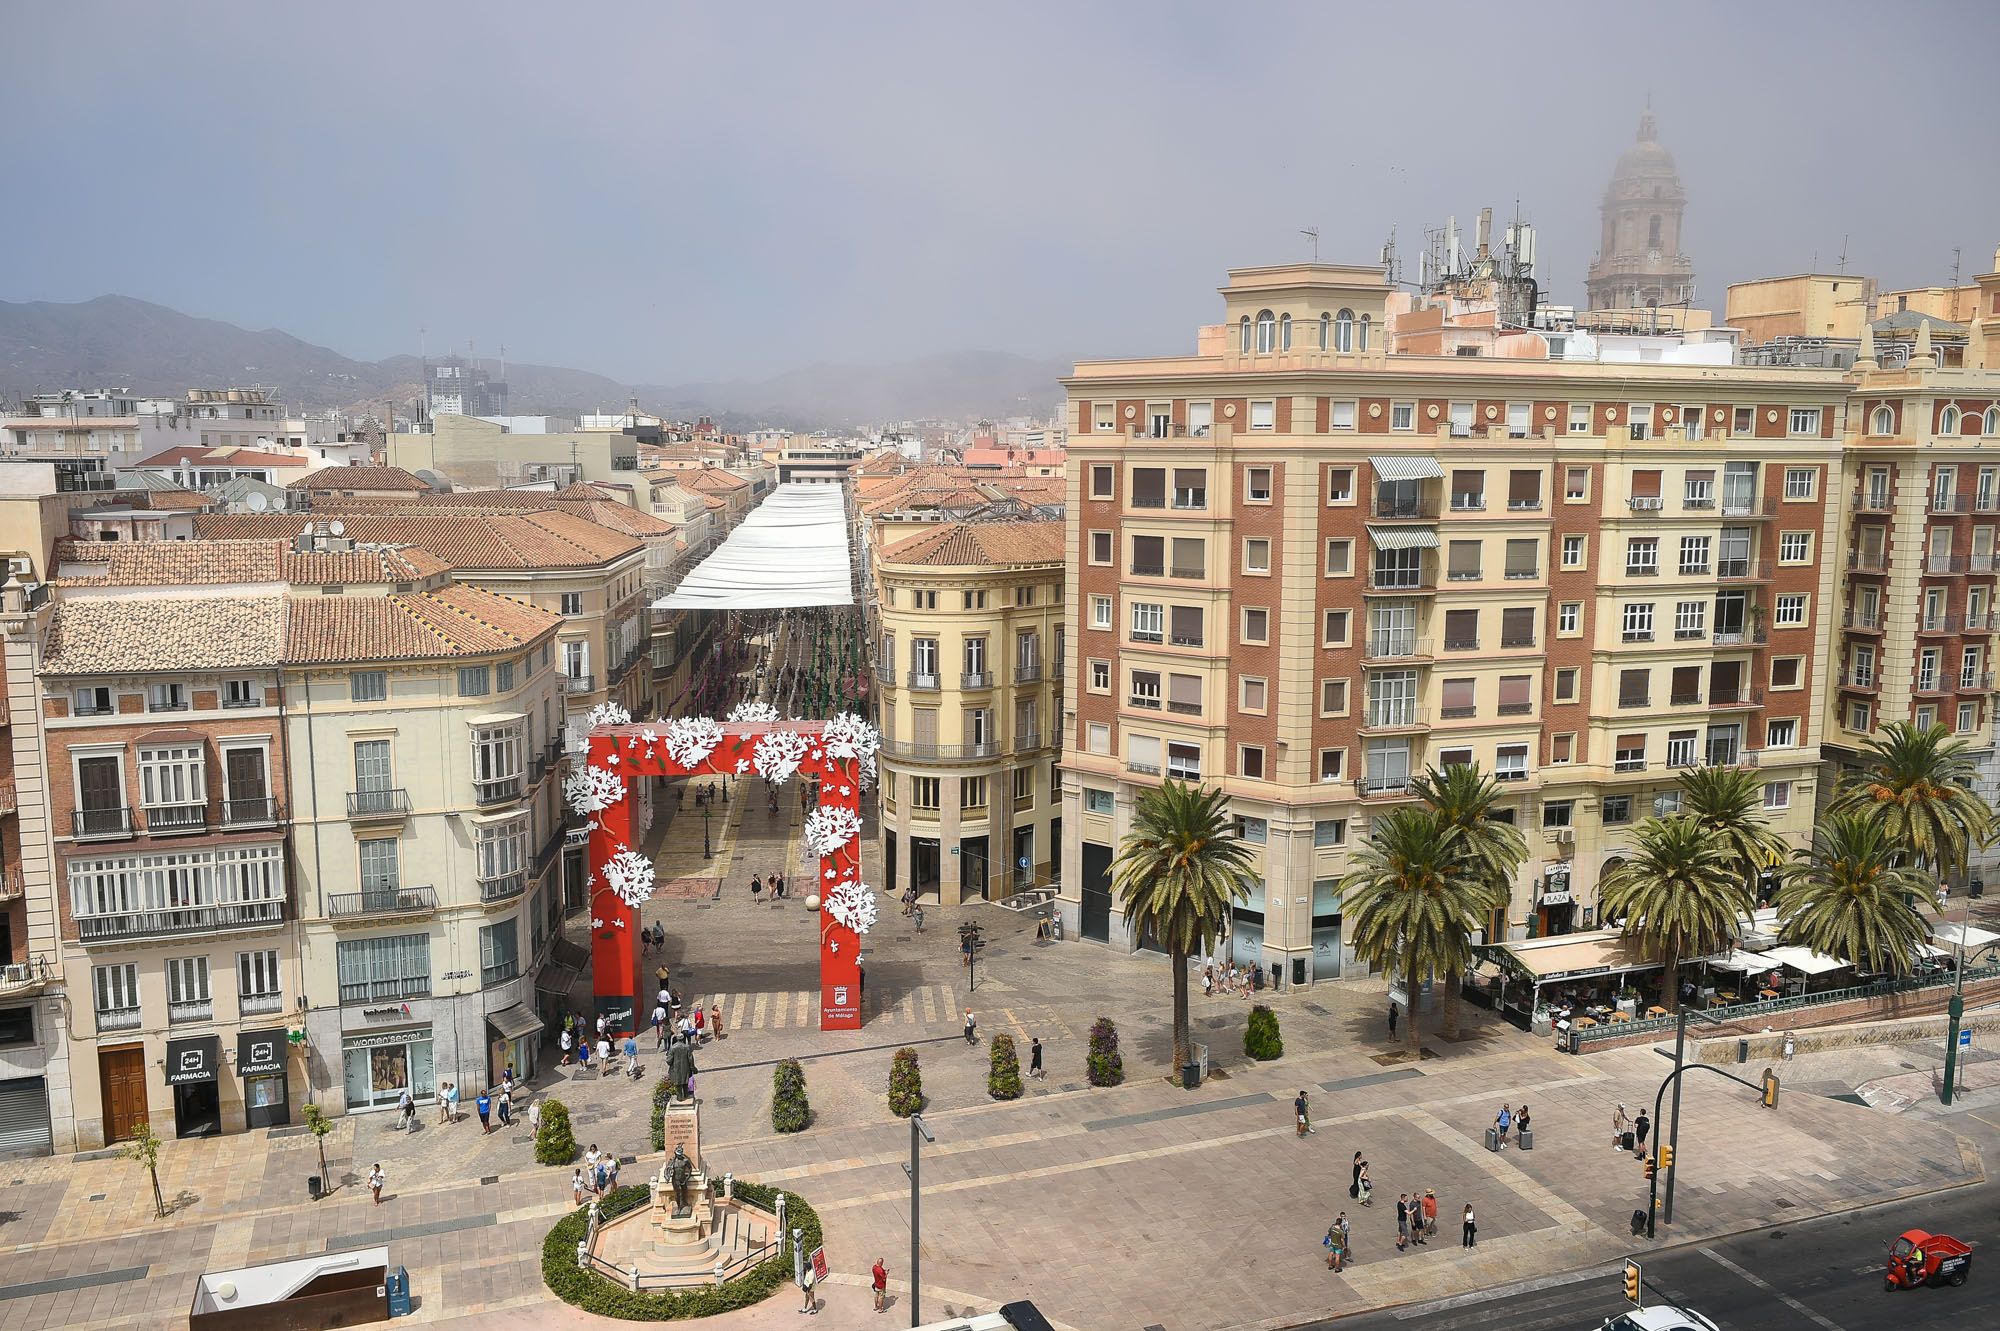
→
(341, 1025, 434, 1112)
(236, 1028, 291, 1130)
(166, 1034, 223, 1139)
(1310, 878, 1343, 982)
(485, 1004, 544, 1088)
(1533, 864, 1576, 938)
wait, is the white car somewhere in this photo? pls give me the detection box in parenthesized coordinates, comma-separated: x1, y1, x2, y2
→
(1601, 1309, 1720, 1331)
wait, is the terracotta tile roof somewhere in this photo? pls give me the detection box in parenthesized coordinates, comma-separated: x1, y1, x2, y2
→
(877, 521, 1065, 569)
(297, 489, 678, 537)
(678, 468, 750, 493)
(53, 538, 454, 588)
(286, 465, 432, 492)
(286, 584, 559, 664)
(134, 444, 310, 468)
(41, 595, 287, 674)
(192, 509, 642, 569)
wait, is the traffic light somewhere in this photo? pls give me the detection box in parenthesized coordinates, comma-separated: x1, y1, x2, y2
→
(1657, 1143, 1675, 1171)
(1624, 1259, 1643, 1305)
(1643, 1155, 1657, 1181)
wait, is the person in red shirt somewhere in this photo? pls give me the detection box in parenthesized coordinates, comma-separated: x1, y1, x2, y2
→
(871, 1257, 888, 1312)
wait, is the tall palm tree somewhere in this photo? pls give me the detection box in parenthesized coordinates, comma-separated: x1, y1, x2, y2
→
(1341, 807, 1490, 1050)
(1776, 814, 1932, 978)
(1598, 816, 1754, 1011)
(1827, 721, 1992, 885)
(1409, 763, 1526, 1036)
(1112, 781, 1259, 1075)
(1679, 765, 1790, 902)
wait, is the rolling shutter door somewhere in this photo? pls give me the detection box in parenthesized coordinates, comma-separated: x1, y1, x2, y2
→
(0, 1077, 53, 1158)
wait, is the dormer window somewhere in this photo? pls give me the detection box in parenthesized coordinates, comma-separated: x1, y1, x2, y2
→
(1334, 309, 1355, 353)
(1254, 310, 1276, 354)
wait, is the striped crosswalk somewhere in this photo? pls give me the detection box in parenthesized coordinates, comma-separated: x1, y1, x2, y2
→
(701, 983, 961, 1032)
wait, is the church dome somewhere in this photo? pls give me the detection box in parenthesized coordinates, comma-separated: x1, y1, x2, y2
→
(1612, 109, 1678, 180)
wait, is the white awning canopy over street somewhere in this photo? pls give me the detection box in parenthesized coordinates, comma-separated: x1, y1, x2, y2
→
(655, 484, 854, 611)
(1932, 921, 2000, 950)
(1757, 945, 1848, 976)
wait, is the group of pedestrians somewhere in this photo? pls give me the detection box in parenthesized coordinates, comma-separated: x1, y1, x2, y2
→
(750, 871, 789, 904)
(1201, 962, 1261, 998)
(1324, 1149, 1474, 1273)
(572, 1143, 622, 1201)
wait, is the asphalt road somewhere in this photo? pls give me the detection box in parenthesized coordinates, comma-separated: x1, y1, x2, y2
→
(1301, 1176, 1996, 1331)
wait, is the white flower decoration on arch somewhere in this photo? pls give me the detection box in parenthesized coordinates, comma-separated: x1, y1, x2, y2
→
(662, 716, 726, 770)
(753, 729, 811, 785)
(801, 804, 864, 858)
(584, 701, 632, 730)
(727, 700, 780, 724)
(821, 712, 880, 762)
(601, 846, 657, 909)
(821, 877, 879, 935)
(564, 763, 626, 815)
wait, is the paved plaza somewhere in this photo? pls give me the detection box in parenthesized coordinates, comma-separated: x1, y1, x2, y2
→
(0, 787, 1990, 1330)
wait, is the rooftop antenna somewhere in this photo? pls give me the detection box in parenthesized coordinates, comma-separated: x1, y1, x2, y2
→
(1301, 227, 1319, 262)
(1836, 235, 1850, 274)
(1952, 247, 1963, 287)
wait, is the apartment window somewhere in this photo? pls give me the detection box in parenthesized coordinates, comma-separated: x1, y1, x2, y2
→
(1622, 603, 1655, 642)
(1313, 818, 1347, 848)
(1166, 742, 1202, 781)
(1667, 730, 1697, 767)
(1542, 799, 1573, 829)
(1554, 667, 1578, 702)
(1507, 470, 1542, 510)
(1850, 644, 1876, 687)
(1733, 406, 1755, 434)
(1148, 404, 1172, 439)
(1086, 531, 1114, 566)
(1682, 469, 1715, 509)
(1317, 749, 1347, 782)
(963, 637, 987, 677)
(223, 679, 259, 707)
(1450, 469, 1486, 511)
(558, 592, 583, 616)
(1958, 703, 1980, 734)
(1675, 600, 1706, 639)
(1435, 747, 1473, 770)
(149, 682, 188, 712)
(1918, 647, 1941, 692)
(1091, 595, 1112, 629)
(1498, 674, 1533, 716)
(1784, 467, 1817, 499)
(1441, 677, 1476, 719)
(1323, 538, 1353, 577)
(963, 589, 986, 610)
(1089, 465, 1113, 499)
(74, 685, 113, 716)
(167, 956, 211, 1023)
(1240, 676, 1268, 712)
(496, 660, 515, 692)
(1501, 606, 1536, 648)
(472, 722, 524, 785)
(1504, 538, 1538, 580)
(1679, 536, 1710, 575)
(1557, 602, 1581, 635)
(1322, 608, 1351, 646)
(1249, 400, 1275, 431)
(480, 917, 521, 986)
(961, 776, 988, 811)
(1083, 788, 1113, 815)
(457, 665, 491, 697)
(1443, 608, 1478, 650)
(1763, 781, 1791, 810)
(1561, 534, 1585, 568)
(1130, 602, 1163, 643)
(910, 637, 940, 679)
(1331, 400, 1357, 430)
(1916, 704, 1937, 729)
(1088, 659, 1110, 691)
(1766, 717, 1798, 748)
(1447, 540, 1482, 582)
(1229, 814, 1268, 846)
(1567, 404, 1592, 435)
(1326, 467, 1354, 502)
(1774, 594, 1806, 627)
(1618, 668, 1650, 708)
(237, 949, 281, 1006)
(1449, 401, 1475, 436)
(1238, 746, 1267, 779)
(1494, 744, 1528, 780)
(1129, 670, 1162, 710)
(139, 744, 204, 815)
(1390, 402, 1416, 432)
(1670, 665, 1702, 705)
(476, 816, 528, 886)
(1626, 538, 1659, 576)
(563, 640, 588, 681)
(1778, 532, 1811, 563)
(1241, 607, 1268, 644)
(94, 963, 140, 1028)
(913, 590, 938, 609)
(1603, 795, 1633, 824)
(1319, 678, 1349, 717)
(1628, 403, 1654, 440)
(1243, 538, 1271, 574)
(1550, 733, 1574, 764)
(1788, 408, 1821, 436)
(1246, 466, 1273, 502)
(910, 777, 941, 810)
(1964, 645, 1986, 688)
(1507, 402, 1532, 439)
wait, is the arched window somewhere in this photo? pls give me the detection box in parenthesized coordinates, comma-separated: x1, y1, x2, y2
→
(1941, 405, 1961, 435)
(1319, 312, 1332, 350)
(1334, 308, 1355, 353)
(1240, 317, 1251, 355)
(1870, 405, 1895, 436)
(1255, 309, 1276, 354)
(1985, 406, 2000, 436)
(1646, 215, 1662, 249)
(1279, 313, 1292, 352)
(1358, 313, 1371, 353)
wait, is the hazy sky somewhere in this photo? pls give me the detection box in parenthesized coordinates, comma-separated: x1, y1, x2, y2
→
(6, 2, 1998, 383)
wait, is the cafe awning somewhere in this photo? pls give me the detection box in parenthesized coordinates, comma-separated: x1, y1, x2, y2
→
(485, 1003, 545, 1042)
(1932, 921, 2000, 950)
(1705, 950, 1772, 973)
(1758, 945, 1847, 976)
(1497, 931, 1657, 983)
(1370, 455, 1445, 482)
(1367, 525, 1441, 551)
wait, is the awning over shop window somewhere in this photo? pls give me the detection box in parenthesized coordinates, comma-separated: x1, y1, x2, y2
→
(485, 1003, 545, 1042)
(1494, 930, 1656, 982)
(166, 1034, 221, 1086)
(1370, 455, 1445, 482)
(236, 1028, 287, 1077)
(1757, 945, 1847, 976)
(1367, 526, 1441, 551)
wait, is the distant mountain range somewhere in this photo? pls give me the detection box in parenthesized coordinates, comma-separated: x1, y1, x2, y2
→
(0, 294, 1071, 430)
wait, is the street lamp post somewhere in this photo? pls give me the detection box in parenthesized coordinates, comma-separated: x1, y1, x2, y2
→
(1942, 884, 1969, 1105)
(904, 1112, 934, 1328)
(702, 803, 712, 860)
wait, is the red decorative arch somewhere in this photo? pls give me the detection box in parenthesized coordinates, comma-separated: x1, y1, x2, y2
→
(572, 718, 874, 1034)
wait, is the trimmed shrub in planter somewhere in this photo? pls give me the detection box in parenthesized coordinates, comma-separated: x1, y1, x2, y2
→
(888, 1047, 924, 1117)
(1087, 1016, 1124, 1087)
(772, 1059, 810, 1133)
(987, 1033, 1023, 1100)
(1245, 1004, 1284, 1061)
(535, 1097, 577, 1166)
(648, 1078, 673, 1152)
(543, 1181, 823, 1318)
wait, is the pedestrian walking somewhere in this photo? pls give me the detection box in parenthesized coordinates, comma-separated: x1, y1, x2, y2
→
(1325, 1216, 1347, 1271)
(572, 1169, 587, 1206)
(1515, 1104, 1531, 1140)
(1202, 965, 1214, 997)
(1782, 1032, 1796, 1062)
(560, 1028, 574, 1066)
(436, 1082, 454, 1125)
(597, 1036, 613, 1073)
(1387, 1001, 1399, 1039)
(476, 1088, 492, 1133)
(751, 875, 764, 904)
(963, 1010, 978, 1044)
(576, 1039, 592, 1074)
(624, 1034, 640, 1079)
(397, 1086, 415, 1132)
(1357, 1162, 1374, 1206)
(445, 1080, 461, 1123)
(1295, 1089, 1315, 1136)
(652, 1003, 668, 1050)
(1495, 1104, 1512, 1148)
(656, 964, 671, 992)
(1422, 1189, 1438, 1239)
(912, 904, 925, 935)
(528, 1097, 543, 1137)
(1350, 1151, 1363, 1199)
(871, 1257, 888, 1312)
(1461, 1204, 1477, 1247)
(1396, 1193, 1411, 1249)
(497, 1086, 513, 1127)
(1634, 1109, 1651, 1153)
(368, 1163, 385, 1205)
(1029, 1036, 1044, 1079)
(501, 1064, 516, 1095)
(775, 873, 787, 900)
(710, 1000, 724, 1041)
(1612, 1103, 1630, 1150)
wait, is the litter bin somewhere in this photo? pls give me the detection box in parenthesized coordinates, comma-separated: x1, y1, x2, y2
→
(1182, 1061, 1200, 1090)
(1737, 1037, 1750, 1064)
(307, 1174, 323, 1202)
(1567, 1029, 1582, 1055)
(1517, 1126, 1533, 1151)
(1484, 1126, 1499, 1152)
(385, 1266, 412, 1317)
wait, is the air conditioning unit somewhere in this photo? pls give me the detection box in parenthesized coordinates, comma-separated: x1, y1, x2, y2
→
(1552, 827, 1575, 846)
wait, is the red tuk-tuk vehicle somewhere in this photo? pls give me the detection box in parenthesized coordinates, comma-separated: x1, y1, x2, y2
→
(1885, 1229, 1972, 1290)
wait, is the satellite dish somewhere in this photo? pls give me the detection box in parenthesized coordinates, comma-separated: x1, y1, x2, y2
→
(328, 519, 346, 536)
(246, 492, 268, 512)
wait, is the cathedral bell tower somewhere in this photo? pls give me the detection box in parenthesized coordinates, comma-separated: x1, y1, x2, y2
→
(1585, 105, 1696, 311)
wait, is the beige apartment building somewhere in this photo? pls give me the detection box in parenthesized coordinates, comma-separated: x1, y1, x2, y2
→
(1058, 262, 1862, 985)
(872, 522, 1065, 904)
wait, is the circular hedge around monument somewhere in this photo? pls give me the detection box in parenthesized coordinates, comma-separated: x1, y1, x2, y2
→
(542, 1181, 824, 1320)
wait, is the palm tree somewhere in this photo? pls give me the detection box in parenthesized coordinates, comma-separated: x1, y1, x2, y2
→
(1776, 814, 1931, 978)
(1341, 807, 1490, 1050)
(1112, 781, 1259, 1075)
(1679, 765, 1789, 901)
(1409, 763, 1526, 1036)
(1598, 816, 1754, 1011)
(1827, 721, 1992, 886)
